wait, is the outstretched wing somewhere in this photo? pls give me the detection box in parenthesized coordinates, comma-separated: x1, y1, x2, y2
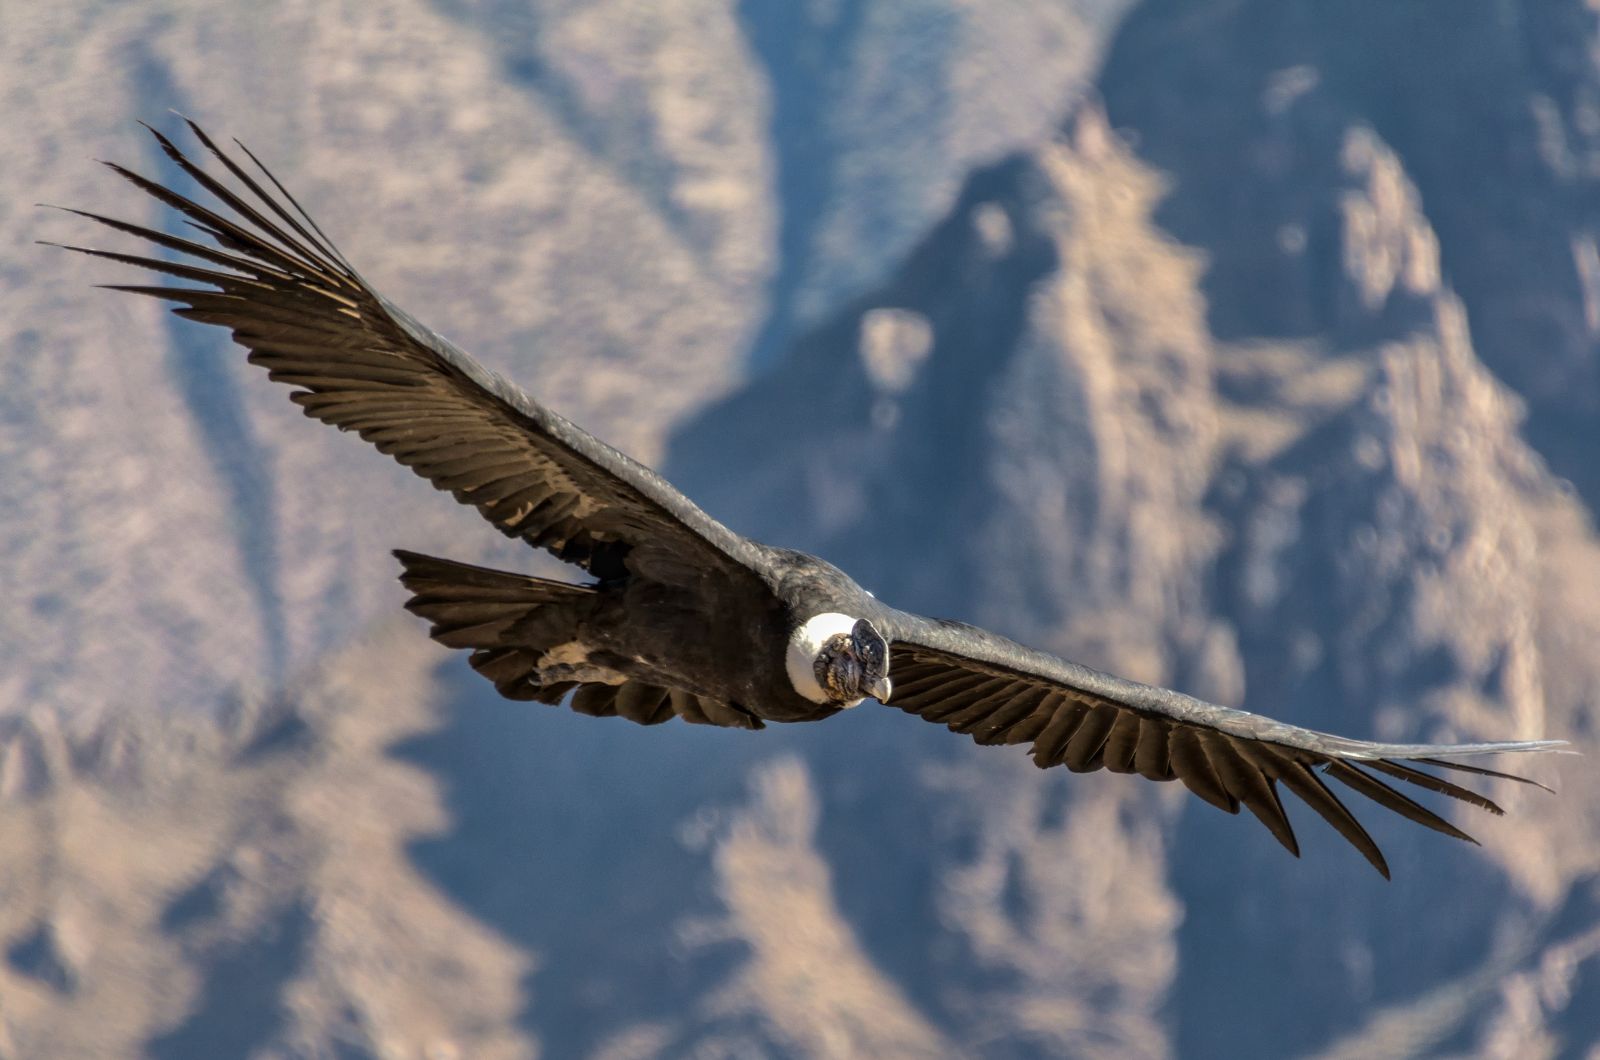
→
(46, 119, 769, 588)
(881, 611, 1565, 877)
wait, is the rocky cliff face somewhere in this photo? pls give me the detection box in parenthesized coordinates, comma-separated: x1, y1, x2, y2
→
(1095, 10, 1600, 1050)
(3, 2, 1597, 1057)
(671, 87, 1600, 1055)
(1099, 0, 1600, 512)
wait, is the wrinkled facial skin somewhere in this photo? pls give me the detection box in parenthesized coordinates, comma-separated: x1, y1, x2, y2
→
(814, 619, 892, 704)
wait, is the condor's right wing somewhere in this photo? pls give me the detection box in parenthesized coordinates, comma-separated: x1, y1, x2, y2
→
(48, 119, 772, 592)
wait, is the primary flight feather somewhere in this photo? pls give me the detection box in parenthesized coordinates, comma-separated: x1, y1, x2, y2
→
(49, 121, 1567, 877)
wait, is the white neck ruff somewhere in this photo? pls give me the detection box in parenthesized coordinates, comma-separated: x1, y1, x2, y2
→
(786, 612, 864, 707)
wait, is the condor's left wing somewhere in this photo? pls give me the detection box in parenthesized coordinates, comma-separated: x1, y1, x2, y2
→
(880, 609, 1565, 877)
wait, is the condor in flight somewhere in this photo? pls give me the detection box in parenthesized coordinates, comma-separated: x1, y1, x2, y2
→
(49, 121, 1565, 877)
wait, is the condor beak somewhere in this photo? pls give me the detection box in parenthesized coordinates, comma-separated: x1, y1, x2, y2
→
(868, 676, 893, 703)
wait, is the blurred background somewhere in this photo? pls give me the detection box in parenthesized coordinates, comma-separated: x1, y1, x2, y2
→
(5, 1, 1599, 1056)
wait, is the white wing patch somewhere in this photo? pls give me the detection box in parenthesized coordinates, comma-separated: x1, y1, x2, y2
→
(538, 641, 627, 686)
(786, 612, 865, 707)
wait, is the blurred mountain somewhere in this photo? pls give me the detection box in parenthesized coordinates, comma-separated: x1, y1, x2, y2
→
(3, 1, 1597, 1058)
